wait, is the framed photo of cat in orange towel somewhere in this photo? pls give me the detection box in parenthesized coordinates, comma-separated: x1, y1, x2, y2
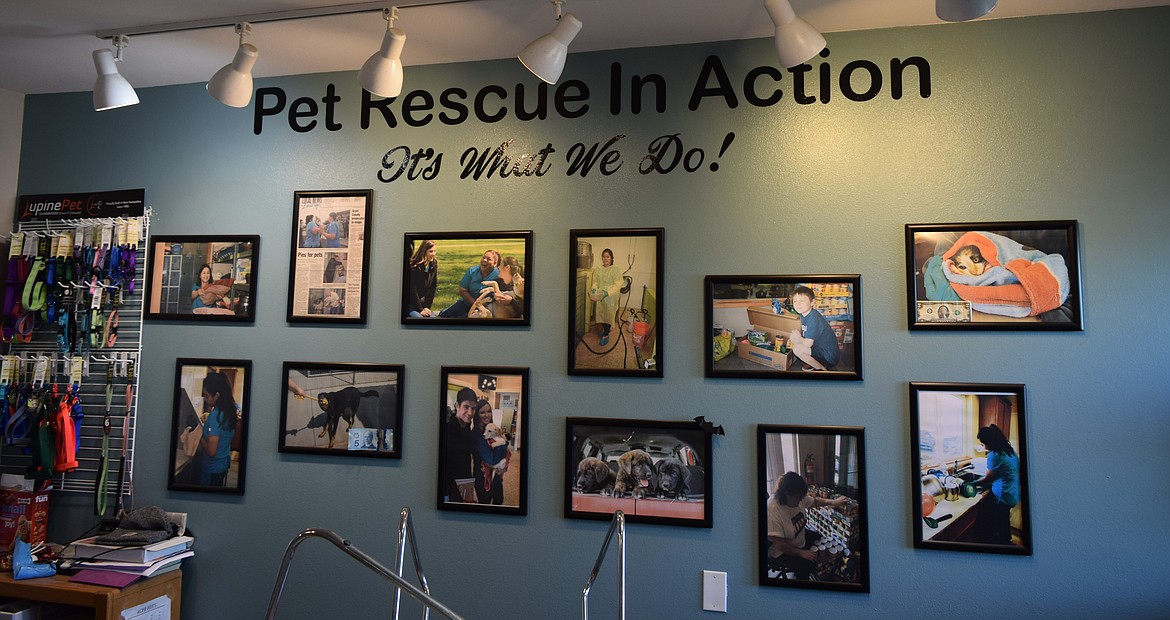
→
(905, 221, 1082, 331)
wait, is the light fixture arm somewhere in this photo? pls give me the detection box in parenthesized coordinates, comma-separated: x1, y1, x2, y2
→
(551, 0, 564, 21)
(111, 34, 130, 62)
(234, 22, 253, 45)
(385, 6, 400, 29)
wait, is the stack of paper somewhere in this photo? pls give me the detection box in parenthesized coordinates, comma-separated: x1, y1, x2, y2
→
(62, 535, 194, 586)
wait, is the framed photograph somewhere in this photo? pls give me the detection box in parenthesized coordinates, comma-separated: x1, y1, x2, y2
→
(757, 424, 869, 592)
(437, 366, 528, 515)
(905, 220, 1082, 330)
(167, 358, 251, 494)
(909, 382, 1032, 555)
(565, 417, 712, 528)
(401, 231, 532, 326)
(705, 275, 862, 380)
(287, 189, 372, 323)
(279, 362, 404, 458)
(144, 235, 258, 322)
(567, 228, 663, 377)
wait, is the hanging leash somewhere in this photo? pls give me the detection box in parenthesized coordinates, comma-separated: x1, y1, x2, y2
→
(113, 360, 133, 517)
(94, 365, 113, 516)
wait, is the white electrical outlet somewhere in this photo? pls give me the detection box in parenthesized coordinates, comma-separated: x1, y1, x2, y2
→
(702, 570, 727, 613)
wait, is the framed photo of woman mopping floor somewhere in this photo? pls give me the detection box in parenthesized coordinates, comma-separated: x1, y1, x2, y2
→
(757, 424, 869, 592)
(568, 228, 663, 377)
(279, 362, 404, 458)
(909, 382, 1032, 555)
(287, 189, 372, 324)
(905, 220, 1082, 330)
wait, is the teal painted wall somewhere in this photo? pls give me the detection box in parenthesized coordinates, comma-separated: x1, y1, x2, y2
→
(17, 8, 1170, 618)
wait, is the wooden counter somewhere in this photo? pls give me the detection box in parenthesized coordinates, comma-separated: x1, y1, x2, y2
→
(0, 569, 180, 620)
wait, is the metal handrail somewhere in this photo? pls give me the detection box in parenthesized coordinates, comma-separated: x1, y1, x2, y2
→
(394, 507, 433, 620)
(582, 510, 626, 620)
(264, 526, 464, 620)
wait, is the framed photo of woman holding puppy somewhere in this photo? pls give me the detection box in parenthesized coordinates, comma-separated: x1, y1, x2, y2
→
(401, 231, 532, 326)
(905, 220, 1083, 330)
(436, 366, 529, 516)
(278, 362, 405, 458)
(757, 424, 869, 592)
(565, 417, 713, 528)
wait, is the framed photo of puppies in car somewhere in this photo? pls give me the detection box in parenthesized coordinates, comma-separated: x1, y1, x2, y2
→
(278, 362, 405, 458)
(400, 231, 532, 326)
(757, 424, 869, 592)
(437, 366, 529, 515)
(565, 417, 713, 528)
(905, 220, 1083, 331)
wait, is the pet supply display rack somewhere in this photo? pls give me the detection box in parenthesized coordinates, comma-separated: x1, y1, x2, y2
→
(0, 212, 149, 501)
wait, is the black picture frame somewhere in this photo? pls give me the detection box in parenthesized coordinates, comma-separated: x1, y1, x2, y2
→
(705, 275, 862, 380)
(167, 358, 251, 494)
(909, 382, 1033, 555)
(400, 231, 533, 326)
(905, 220, 1083, 330)
(278, 362, 405, 458)
(757, 424, 869, 593)
(287, 189, 372, 324)
(565, 417, 712, 528)
(568, 228, 664, 377)
(437, 366, 529, 516)
(144, 235, 259, 322)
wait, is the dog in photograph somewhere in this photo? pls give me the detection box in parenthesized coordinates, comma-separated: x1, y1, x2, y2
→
(575, 457, 616, 495)
(482, 423, 512, 468)
(654, 458, 691, 500)
(316, 387, 381, 448)
(467, 275, 525, 319)
(614, 449, 656, 499)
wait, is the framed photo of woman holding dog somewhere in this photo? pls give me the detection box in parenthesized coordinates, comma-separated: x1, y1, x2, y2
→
(905, 220, 1083, 331)
(401, 231, 532, 326)
(437, 366, 529, 516)
(167, 358, 252, 495)
(278, 362, 405, 458)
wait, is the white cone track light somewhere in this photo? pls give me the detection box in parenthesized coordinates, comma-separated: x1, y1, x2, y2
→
(763, 0, 826, 69)
(92, 35, 139, 111)
(359, 7, 407, 98)
(518, 0, 583, 85)
(208, 23, 259, 107)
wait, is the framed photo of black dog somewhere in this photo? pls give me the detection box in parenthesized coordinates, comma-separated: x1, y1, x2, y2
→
(567, 228, 664, 377)
(905, 220, 1083, 330)
(705, 275, 862, 380)
(757, 424, 869, 592)
(910, 382, 1033, 556)
(565, 417, 712, 528)
(278, 362, 405, 458)
(400, 231, 532, 326)
(167, 358, 252, 495)
(144, 235, 259, 322)
(437, 366, 528, 515)
(287, 189, 372, 324)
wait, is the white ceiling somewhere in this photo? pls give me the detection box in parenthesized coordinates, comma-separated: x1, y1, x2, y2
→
(0, 0, 1164, 96)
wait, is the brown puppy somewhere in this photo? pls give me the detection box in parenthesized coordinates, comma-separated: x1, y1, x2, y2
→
(575, 457, 616, 494)
(614, 449, 656, 499)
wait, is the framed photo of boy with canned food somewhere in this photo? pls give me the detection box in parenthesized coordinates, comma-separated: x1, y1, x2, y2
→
(704, 275, 862, 380)
(905, 220, 1082, 330)
(757, 424, 869, 593)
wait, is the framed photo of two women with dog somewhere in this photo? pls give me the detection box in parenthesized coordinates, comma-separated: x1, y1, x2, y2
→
(905, 220, 1083, 330)
(565, 417, 713, 528)
(278, 362, 405, 458)
(400, 231, 532, 326)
